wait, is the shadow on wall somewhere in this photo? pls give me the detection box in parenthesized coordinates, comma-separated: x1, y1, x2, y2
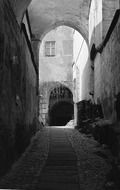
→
(0, 1, 41, 178)
(0, 116, 43, 178)
(15, 117, 43, 157)
(0, 125, 15, 178)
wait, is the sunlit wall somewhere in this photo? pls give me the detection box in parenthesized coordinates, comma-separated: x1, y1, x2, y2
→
(73, 30, 89, 102)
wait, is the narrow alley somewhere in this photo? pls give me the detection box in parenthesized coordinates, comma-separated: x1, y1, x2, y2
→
(0, 126, 110, 189)
(0, 0, 120, 190)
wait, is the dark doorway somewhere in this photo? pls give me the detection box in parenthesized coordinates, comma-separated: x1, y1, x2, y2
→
(48, 85, 73, 126)
(49, 101, 73, 126)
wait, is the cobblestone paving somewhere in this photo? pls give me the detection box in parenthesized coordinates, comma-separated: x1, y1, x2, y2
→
(0, 127, 111, 190)
(66, 128, 111, 190)
(32, 127, 80, 190)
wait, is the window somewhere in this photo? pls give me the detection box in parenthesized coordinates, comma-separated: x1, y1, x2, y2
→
(45, 41, 55, 56)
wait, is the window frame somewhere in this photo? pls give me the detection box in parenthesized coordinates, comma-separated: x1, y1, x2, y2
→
(45, 41, 56, 57)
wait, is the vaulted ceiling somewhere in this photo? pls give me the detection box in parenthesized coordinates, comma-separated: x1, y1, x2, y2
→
(10, 0, 91, 42)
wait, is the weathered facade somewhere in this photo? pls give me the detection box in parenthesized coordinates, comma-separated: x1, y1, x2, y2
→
(39, 26, 73, 125)
(89, 0, 120, 122)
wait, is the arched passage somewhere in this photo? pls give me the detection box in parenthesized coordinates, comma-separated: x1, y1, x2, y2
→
(39, 24, 89, 126)
(48, 86, 74, 126)
(39, 21, 89, 46)
(11, 0, 90, 44)
(49, 101, 74, 126)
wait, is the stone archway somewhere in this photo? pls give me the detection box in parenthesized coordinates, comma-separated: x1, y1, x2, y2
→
(10, 0, 91, 43)
(48, 86, 74, 126)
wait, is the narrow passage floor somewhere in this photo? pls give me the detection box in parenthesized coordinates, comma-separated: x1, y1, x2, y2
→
(36, 127, 80, 189)
(0, 126, 111, 190)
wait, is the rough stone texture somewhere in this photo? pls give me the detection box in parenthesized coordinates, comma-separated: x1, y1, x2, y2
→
(0, 0, 38, 176)
(28, 0, 91, 42)
(88, 0, 120, 122)
(94, 15, 120, 122)
(101, 17, 120, 121)
(9, 0, 92, 42)
(39, 81, 73, 125)
(66, 128, 111, 190)
(88, 9, 120, 163)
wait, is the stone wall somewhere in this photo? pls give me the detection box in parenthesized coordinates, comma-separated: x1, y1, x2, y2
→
(94, 11, 120, 122)
(90, 9, 120, 122)
(39, 81, 73, 124)
(103, 0, 119, 38)
(88, 0, 120, 122)
(100, 13, 120, 121)
(0, 0, 38, 176)
(22, 30, 38, 127)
